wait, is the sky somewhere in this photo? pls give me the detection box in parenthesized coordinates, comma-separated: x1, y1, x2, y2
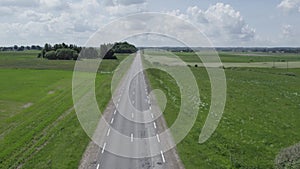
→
(0, 0, 300, 47)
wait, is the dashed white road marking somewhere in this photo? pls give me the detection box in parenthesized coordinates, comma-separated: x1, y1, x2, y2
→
(149, 106, 152, 110)
(114, 110, 117, 115)
(110, 118, 114, 124)
(102, 142, 107, 154)
(106, 128, 111, 136)
(160, 151, 166, 163)
(131, 113, 134, 119)
(96, 164, 99, 169)
(116, 103, 119, 107)
(151, 113, 154, 119)
(153, 122, 157, 129)
(131, 133, 133, 142)
(156, 134, 160, 142)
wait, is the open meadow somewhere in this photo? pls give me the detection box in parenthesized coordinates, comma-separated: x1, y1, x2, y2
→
(1, 50, 300, 168)
(145, 51, 300, 168)
(0, 51, 129, 168)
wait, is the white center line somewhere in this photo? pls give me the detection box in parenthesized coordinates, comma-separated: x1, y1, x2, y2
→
(151, 113, 154, 119)
(96, 164, 99, 169)
(102, 142, 107, 154)
(106, 128, 111, 136)
(110, 118, 114, 124)
(131, 133, 133, 142)
(156, 134, 160, 142)
(160, 151, 166, 163)
(153, 122, 157, 129)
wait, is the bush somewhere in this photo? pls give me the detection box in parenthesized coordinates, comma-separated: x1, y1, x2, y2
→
(113, 42, 137, 53)
(44, 51, 56, 60)
(56, 49, 77, 60)
(38, 43, 82, 60)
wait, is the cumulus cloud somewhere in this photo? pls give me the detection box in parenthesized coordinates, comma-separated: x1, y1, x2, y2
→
(103, 0, 146, 6)
(0, 0, 107, 45)
(0, 0, 39, 7)
(105, 4, 147, 16)
(282, 24, 293, 36)
(279, 24, 300, 46)
(167, 3, 256, 46)
(103, 0, 148, 16)
(277, 0, 300, 12)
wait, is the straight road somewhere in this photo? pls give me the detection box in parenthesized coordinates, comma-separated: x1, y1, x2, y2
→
(85, 51, 183, 169)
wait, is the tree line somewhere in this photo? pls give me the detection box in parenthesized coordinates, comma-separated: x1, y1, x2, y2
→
(38, 42, 137, 60)
(0, 45, 42, 51)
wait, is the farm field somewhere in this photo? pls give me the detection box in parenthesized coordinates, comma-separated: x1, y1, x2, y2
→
(0, 51, 129, 168)
(145, 52, 300, 168)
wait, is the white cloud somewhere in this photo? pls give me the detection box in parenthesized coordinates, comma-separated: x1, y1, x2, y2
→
(103, 0, 146, 6)
(105, 3, 148, 16)
(0, 0, 107, 45)
(279, 24, 300, 46)
(282, 24, 293, 36)
(103, 0, 148, 16)
(0, 0, 39, 7)
(168, 3, 256, 46)
(277, 0, 300, 12)
(39, 0, 70, 10)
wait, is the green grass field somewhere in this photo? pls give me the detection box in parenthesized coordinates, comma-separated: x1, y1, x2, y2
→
(2, 50, 300, 168)
(0, 51, 129, 168)
(145, 54, 300, 168)
(172, 51, 300, 63)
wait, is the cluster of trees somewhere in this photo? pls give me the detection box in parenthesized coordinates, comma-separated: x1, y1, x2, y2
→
(113, 42, 138, 53)
(38, 42, 137, 60)
(0, 45, 42, 51)
(75, 42, 137, 60)
(38, 43, 82, 60)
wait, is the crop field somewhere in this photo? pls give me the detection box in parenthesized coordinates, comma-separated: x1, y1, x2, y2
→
(0, 51, 129, 168)
(145, 52, 300, 168)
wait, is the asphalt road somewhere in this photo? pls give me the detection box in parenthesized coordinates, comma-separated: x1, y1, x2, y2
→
(89, 51, 182, 169)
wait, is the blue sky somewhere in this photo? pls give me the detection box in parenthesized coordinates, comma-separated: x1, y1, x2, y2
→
(0, 0, 299, 47)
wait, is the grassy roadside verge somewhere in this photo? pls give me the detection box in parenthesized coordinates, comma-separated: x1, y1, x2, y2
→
(0, 51, 130, 168)
(145, 53, 300, 168)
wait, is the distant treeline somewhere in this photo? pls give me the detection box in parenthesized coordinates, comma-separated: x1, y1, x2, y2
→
(140, 47, 300, 53)
(216, 47, 300, 53)
(38, 42, 137, 60)
(0, 45, 42, 51)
